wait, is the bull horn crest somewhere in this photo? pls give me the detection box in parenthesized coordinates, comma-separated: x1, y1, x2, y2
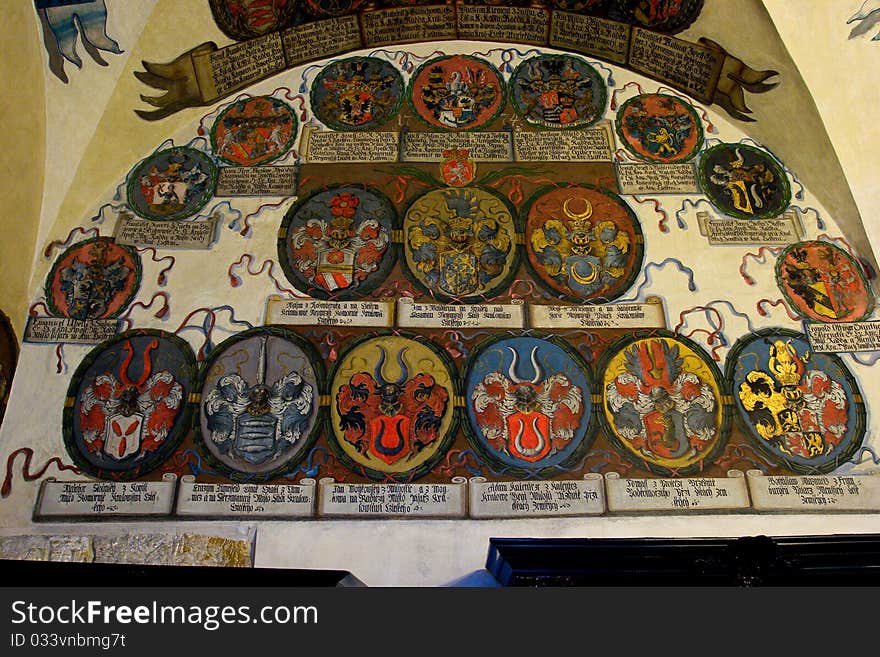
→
(120, 338, 158, 388)
(375, 347, 409, 386)
(507, 346, 542, 385)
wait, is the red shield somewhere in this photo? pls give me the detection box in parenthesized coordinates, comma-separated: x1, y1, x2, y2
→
(440, 149, 476, 187)
(506, 411, 551, 462)
(369, 415, 411, 465)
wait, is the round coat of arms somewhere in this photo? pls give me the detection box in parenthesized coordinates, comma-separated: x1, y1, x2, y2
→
(45, 237, 142, 321)
(278, 185, 398, 300)
(523, 185, 644, 303)
(63, 330, 197, 480)
(616, 0, 704, 33)
(464, 334, 596, 477)
(327, 332, 458, 481)
(209, 0, 299, 41)
(726, 329, 866, 474)
(310, 57, 404, 131)
(776, 241, 875, 324)
(195, 327, 324, 482)
(0, 309, 18, 428)
(509, 55, 607, 129)
(408, 55, 505, 131)
(615, 93, 704, 163)
(403, 187, 519, 303)
(599, 331, 731, 476)
(211, 96, 298, 167)
(126, 147, 217, 221)
(697, 143, 791, 220)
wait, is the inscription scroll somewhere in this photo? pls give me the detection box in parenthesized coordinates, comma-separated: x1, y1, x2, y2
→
(549, 11, 630, 65)
(114, 214, 220, 248)
(175, 476, 316, 518)
(265, 297, 394, 327)
(617, 163, 701, 195)
(281, 15, 362, 64)
(306, 129, 399, 163)
(469, 475, 605, 518)
(529, 298, 666, 329)
(34, 476, 178, 520)
(514, 123, 613, 162)
(398, 298, 524, 329)
(215, 166, 298, 197)
(457, 5, 549, 46)
(697, 211, 804, 245)
(402, 131, 512, 162)
(361, 6, 456, 47)
(24, 317, 119, 345)
(604, 471, 749, 512)
(627, 28, 725, 105)
(746, 471, 880, 512)
(806, 321, 880, 353)
(208, 33, 287, 98)
(317, 478, 468, 518)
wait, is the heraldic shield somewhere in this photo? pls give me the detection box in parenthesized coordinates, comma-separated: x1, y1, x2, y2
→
(599, 331, 731, 476)
(464, 334, 596, 477)
(195, 326, 323, 482)
(328, 333, 458, 481)
(776, 240, 876, 324)
(403, 187, 519, 303)
(63, 330, 197, 480)
(726, 328, 866, 474)
(279, 185, 397, 301)
(45, 236, 141, 321)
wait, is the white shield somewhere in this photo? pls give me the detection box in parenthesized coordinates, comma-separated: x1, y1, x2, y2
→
(103, 413, 144, 461)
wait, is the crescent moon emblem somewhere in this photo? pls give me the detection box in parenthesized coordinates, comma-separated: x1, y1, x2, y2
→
(563, 196, 593, 221)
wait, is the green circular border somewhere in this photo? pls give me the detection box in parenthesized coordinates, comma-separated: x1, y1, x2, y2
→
(697, 142, 792, 220)
(276, 184, 400, 301)
(614, 93, 705, 164)
(62, 328, 198, 481)
(616, 0, 704, 34)
(324, 330, 460, 482)
(400, 185, 522, 304)
(0, 308, 18, 428)
(775, 241, 876, 324)
(209, 96, 299, 167)
(520, 183, 645, 305)
(193, 325, 325, 483)
(723, 327, 867, 475)
(508, 54, 608, 131)
(597, 329, 733, 477)
(125, 146, 218, 222)
(406, 54, 507, 133)
(309, 56, 405, 132)
(461, 331, 598, 478)
(44, 236, 143, 320)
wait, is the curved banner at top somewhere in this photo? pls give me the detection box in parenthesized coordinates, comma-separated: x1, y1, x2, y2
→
(136, 3, 777, 123)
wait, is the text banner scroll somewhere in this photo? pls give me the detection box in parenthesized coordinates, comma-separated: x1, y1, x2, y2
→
(265, 297, 395, 328)
(175, 476, 316, 518)
(135, 8, 777, 123)
(398, 298, 525, 329)
(34, 475, 178, 520)
(24, 317, 120, 345)
(317, 478, 468, 518)
(746, 471, 880, 512)
(806, 321, 880, 353)
(529, 297, 666, 329)
(468, 475, 605, 518)
(604, 471, 750, 513)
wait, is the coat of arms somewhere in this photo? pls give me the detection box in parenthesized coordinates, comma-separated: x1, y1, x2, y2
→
(336, 346, 448, 466)
(406, 188, 514, 301)
(79, 339, 184, 462)
(283, 187, 394, 298)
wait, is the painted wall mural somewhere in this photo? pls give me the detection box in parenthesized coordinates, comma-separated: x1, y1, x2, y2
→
(4, 1, 880, 562)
